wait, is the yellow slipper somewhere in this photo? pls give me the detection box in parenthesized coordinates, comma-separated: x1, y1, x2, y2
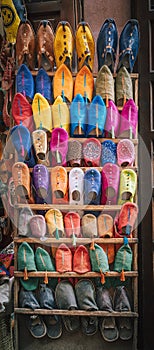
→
(75, 21, 95, 72)
(52, 96, 70, 135)
(53, 63, 73, 103)
(74, 65, 94, 103)
(32, 93, 52, 132)
(1, 0, 20, 43)
(45, 208, 64, 239)
(54, 21, 74, 71)
(118, 169, 137, 205)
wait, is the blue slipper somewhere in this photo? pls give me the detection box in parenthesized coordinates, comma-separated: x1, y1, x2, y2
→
(101, 140, 117, 166)
(70, 93, 87, 137)
(117, 19, 140, 73)
(10, 124, 35, 167)
(16, 64, 34, 100)
(97, 18, 118, 73)
(86, 95, 107, 137)
(35, 68, 53, 103)
(84, 168, 101, 205)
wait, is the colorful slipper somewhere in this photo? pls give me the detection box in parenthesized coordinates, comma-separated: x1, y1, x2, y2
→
(104, 100, 120, 138)
(52, 96, 70, 134)
(118, 168, 137, 204)
(115, 201, 138, 237)
(101, 163, 120, 205)
(16, 64, 34, 101)
(74, 65, 94, 103)
(54, 21, 74, 71)
(10, 124, 35, 167)
(97, 18, 118, 73)
(116, 67, 133, 107)
(67, 140, 82, 167)
(84, 168, 101, 205)
(69, 168, 84, 205)
(55, 244, 72, 272)
(32, 129, 49, 166)
(29, 214, 46, 239)
(16, 20, 35, 70)
(70, 93, 87, 137)
(117, 139, 135, 167)
(75, 21, 95, 72)
(95, 65, 115, 103)
(73, 245, 91, 273)
(32, 164, 50, 199)
(32, 93, 52, 132)
(18, 207, 34, 237)
(12, 92, 35, 133)
(101, 140, 117, 166)
(86, 95, 107, 137)
(50, 127, 69, 167)
(45, 208, 64, 238)
(51, 166, 68, 204)
(118, 99, 138, 138)
(53, 63, 73, 102)
(64, 211, 81, 238)
(82, 213, 97, 238)
(97, 213, 114, 238)
(36, 20, 54, 71)
(35, 68, 53, 103)
(82, 138, 101, 167)
(12, 161, 31, 198)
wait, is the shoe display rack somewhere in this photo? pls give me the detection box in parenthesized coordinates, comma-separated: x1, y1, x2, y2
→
(11, 69, 139, 350)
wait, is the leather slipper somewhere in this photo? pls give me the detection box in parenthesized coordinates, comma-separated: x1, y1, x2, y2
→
(54, 21, 74, 71)
(36, 20, 55, 71)
(75, 21, 95, 72)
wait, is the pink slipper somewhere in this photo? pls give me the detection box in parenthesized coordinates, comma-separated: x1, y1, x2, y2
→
(101, 163, 120, 205)
(117, 139, 135, 167)
(118, 99, 138, 138)
(50, 127, 69, 167)
(104, 100, 120, 138)
(82, 138, 101, 167)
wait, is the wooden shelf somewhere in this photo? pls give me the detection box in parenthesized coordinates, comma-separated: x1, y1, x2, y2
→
(14, 204, 122, 211)
(14, 308, 138, 318)
(13, 237, 138, 244)
(14, 271, 138, 278)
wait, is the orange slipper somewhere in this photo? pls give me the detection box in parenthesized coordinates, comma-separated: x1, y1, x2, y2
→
(51, 166, 68, 204)
(74, 65, 94, 103)
(53, 63, 73, 103)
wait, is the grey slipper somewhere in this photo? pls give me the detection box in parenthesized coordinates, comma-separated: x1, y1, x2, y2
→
(117, 317, 133, 340)
(81, 316, 98, 336)
(44, 315, 62, 339)
(99, 316, 119, 342)
(28, 315, 47, 338)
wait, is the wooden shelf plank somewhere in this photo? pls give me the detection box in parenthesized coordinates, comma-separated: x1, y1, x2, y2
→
(14, 308, 138, 318)
(14, 271, 138, 278)
(14, 237, 138, 244)
(14, 204, 122, 211)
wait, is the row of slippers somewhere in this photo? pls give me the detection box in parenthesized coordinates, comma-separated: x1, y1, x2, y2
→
(19, 283, 133, 341)
(3, 124, 137, 168)
(10, 162, 137, 206)
(17, 201, 138, 240)
(13, 17, 139, 74)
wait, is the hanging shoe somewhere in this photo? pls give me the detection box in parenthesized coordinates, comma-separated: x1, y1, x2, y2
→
(118, 99, 138, 138)
(53, 63, 73, 102)
(51, 96, 70, 134)
(97, 18, 118, 73)
(32, 93, 52, 132)
(118, 168, 137, 204)
(86, 95, 107, 137)
(95, 65, 115, 104)
(54, 21, 74, 71)
(74, 65, 94, 103)
(101, 163, 120, 205)
(12, 92, 35, 133)
(16, 20, 35, 70)
(75, 21, 95, 72)
(117, 19, 140, 73)
(36, 20, 55, 71)
(70, 93, 87, 137)
(50, 127, 69, 167)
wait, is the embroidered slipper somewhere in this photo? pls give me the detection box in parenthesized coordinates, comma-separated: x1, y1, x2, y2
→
(82, 213, 98, 238)
(95, 65, 115, 103)
(53, 63, 73, 103)
(118, 168, 137, 204)
(51, 166, 68, 204)
(32, 129, 49, 166)
(45, 208, 64, 239)
(16, 20, 35, 70)
(70, 93, 87, 137)
(74, 65, 94, 103)
(116, 67, 133, 107)
(118, 99, 138, 138)
(32, 164, 49, 199)
(64, 212, 81, 239)
(87, 95, 107, 137)
(69, 168, 84, 205)
(10, 124, 35, 167)
(1, 0, 20, 43)
(75, 21, 95, 72)
(104, 100, 120, 138)
(52, 96, 70, 134)
(55, 243, 72, 272)
(115, 202, 138, 237)
(101, 163, 120, 205)
(12, 161, 31, 198)
(16, 64, 34, 101)
(101, 140, 117, 166)
(117, 139, 135, 167)
(35, 68, 53, 103)
(67, 140, 82, 167)
(32, 93, 52, 132)
(82, 138, 101, 167)
(36, 20, 55, 71)
(84, 168, 101, 205)
(12, 92, 35, 133)
(73, 245, 91, 273)
(54, 21, 74, 71)
(97, 18, 118, 73)
(50, 127, 69, 167)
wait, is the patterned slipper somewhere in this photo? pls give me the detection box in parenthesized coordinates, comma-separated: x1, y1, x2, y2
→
(101, 140, 117, 166)
(83, 138, 101, 167)
(117, 139, 135, 167)
(101, 163, 120, 205)
(54, 21, 74, 71)
(118, 168, 137, 205)
(75, 21, 95, 72)
(67, 140, 82, 167)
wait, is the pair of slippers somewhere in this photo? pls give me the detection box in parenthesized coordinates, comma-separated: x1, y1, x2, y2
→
(19, 285, 62, 339)
(96, 285, 133, 342)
